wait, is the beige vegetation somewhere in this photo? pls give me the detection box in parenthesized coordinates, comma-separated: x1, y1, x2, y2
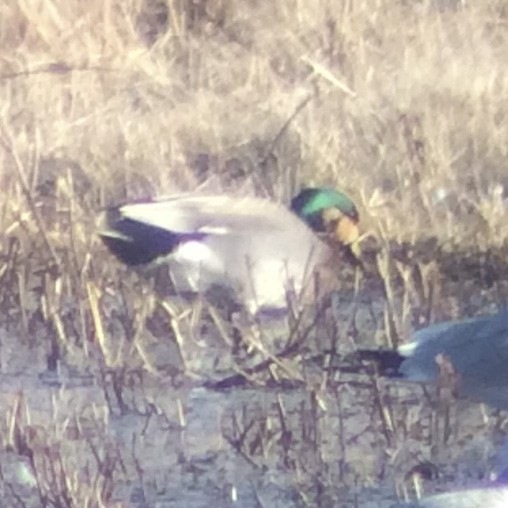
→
(1, 0, 508, 506)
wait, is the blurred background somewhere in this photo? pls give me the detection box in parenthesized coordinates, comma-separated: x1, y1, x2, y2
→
(1, 1, 508, 506)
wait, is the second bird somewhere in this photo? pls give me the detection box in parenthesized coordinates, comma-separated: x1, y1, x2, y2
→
(354, 309, 508, 410)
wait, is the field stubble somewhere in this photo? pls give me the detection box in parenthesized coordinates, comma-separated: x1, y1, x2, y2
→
(1, 1, 508, 506)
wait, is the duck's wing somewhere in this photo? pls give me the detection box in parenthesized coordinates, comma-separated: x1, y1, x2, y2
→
(122, 194, 312, 234)
(98, 196, 218, 266)
(99, 194, 321, 266)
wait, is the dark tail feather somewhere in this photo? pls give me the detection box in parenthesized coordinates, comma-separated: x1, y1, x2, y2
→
(99, 208, 184, 265)
(347, 349, 406, 378)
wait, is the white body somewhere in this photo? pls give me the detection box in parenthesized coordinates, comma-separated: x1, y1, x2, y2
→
(111, 195, 336, 312)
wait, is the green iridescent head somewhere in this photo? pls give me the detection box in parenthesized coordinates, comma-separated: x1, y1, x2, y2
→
(291, 187, 359, 242)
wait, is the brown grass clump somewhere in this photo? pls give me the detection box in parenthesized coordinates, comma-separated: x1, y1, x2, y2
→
(1, 1, 508, 506)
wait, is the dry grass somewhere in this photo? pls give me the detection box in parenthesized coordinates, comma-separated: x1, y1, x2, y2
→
(1, 0, 508, 506)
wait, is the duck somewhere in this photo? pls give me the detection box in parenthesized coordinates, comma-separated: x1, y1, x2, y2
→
(98, 187, 360, 314)
(352, 309, 508, 410)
